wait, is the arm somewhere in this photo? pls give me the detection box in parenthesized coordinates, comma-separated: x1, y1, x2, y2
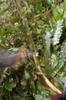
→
(0, 52, 26, 68)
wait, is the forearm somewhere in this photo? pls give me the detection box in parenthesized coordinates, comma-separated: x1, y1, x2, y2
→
(0, 50, 33, 68)
(0, 53, 19, 67)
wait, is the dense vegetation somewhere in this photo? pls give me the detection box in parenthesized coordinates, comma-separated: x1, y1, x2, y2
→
(0, 0, 66, 100)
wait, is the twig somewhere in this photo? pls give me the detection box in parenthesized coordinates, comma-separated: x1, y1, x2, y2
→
(33, 53, 62, 94)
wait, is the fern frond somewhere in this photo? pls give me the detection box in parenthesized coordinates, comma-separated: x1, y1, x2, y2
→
(45, 31, 51, 57)
(59, 43, 66, 67)
(53, 19, 63, 45)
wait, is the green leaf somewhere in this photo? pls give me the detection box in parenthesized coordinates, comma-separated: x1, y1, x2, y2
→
(24, 70, 30, 80)
(35, 94, 43, 100)
(64, 0, 66, 11)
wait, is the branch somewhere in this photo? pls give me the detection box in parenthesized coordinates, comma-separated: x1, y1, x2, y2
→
(33, 53, 62, 94)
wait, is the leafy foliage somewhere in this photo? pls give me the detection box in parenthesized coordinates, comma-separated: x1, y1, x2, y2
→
(0, 0, 66, 100)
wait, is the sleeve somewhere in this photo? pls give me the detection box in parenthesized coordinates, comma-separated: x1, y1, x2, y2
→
(0, 53, 18, 67)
